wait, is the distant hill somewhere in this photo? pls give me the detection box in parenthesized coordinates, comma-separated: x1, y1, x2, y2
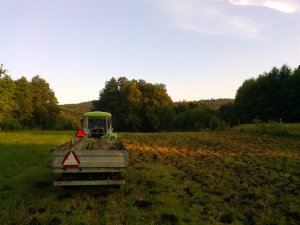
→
(58, 101, 94, 129)
(174, 98, 233, 109)
(58, 99, 232, 129)
(61, 99, 233, 113)
(202, 98, 234, 108)
(60, 101, 93, 114)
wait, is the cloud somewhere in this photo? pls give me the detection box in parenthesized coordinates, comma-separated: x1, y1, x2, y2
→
(151, 0, 262, 38)
(228, 0, 300, 13)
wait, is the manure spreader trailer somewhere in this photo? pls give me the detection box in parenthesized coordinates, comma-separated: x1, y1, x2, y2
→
(51, 111, 128, 186)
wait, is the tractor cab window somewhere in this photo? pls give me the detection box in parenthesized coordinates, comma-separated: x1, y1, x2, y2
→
(88, 117, 107, 138)
(89, 118, 106, 129)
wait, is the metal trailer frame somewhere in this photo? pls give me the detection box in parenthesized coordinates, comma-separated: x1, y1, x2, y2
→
(51, 149, 128, 186)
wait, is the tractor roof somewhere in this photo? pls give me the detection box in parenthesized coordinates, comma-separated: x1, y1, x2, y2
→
(83, 111, 112, 118)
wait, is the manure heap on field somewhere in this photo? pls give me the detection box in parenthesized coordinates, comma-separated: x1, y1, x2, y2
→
(56, 138, 125, 151)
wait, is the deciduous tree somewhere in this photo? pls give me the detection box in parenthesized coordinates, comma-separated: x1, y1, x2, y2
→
(0, 66, 16, 128)
(29, 76, 60, 129)
(12, 77, 33, 127)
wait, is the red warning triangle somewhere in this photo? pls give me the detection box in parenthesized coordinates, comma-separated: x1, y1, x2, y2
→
(76, 129, 85, 138)
(62, 151, 80, 168)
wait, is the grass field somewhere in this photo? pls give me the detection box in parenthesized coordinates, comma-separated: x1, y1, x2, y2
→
(0, 131, 299, 225)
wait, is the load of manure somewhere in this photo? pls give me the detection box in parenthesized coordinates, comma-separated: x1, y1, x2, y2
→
(56, 138, 125, 151)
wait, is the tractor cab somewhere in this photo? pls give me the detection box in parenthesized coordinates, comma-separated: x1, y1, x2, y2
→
(82, 111, 117, 138)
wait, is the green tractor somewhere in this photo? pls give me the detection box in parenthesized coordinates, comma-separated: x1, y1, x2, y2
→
(51, 111, 127, 186)
(82, 111, 118, 139)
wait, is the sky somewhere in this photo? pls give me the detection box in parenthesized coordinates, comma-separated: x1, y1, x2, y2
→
(1, 0, 299, 104)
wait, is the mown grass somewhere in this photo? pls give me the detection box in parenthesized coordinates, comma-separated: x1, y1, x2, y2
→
(0, 131, 299, 225)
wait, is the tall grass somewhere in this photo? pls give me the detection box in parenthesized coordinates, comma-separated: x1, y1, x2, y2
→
(233, 122, 300, 137)
(0, 131, 74, 224)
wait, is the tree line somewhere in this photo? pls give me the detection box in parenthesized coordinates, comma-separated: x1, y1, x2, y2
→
(92, 77, 229, 132)
(0, 64, 64, 130)
(93, 64, 300, 132)
(1, 64, 299, 131)
(219, 64, 300, 126)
